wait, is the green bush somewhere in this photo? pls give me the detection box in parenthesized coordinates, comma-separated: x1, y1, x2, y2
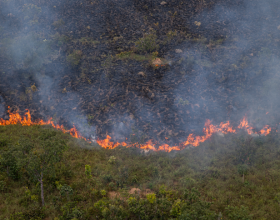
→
(0, 180, 6, 191)
(10, 207, 45, 220)
(60, 201, 83, 220)
(0, 139, 8, 147)
(135, 29, 159, 53)
(237, 164, 249, 176)
(66, 50, 82, 67)
(146, 193, 156, 204)
(108, 156, 116, 164)
(9, 212, 25, 220)
(84, 164, 92, 179)
(0, 150, 21, 181)
(59, 184, 73, 201)
(170, 199, 182, 217)
(225, 205, 252, 220)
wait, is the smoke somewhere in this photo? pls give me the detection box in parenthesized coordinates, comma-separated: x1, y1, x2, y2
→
(1, 0, 280, 144)
(0, 96, 5, 118)
(162, 0, 280, 135)
(0, 0, 97, 138)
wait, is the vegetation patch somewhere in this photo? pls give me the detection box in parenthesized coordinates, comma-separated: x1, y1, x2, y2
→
(66, 50, 83, 67)
(0, 125, 280, 219)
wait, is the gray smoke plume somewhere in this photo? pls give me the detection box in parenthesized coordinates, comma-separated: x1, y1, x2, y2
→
(1, 0, 280, 145)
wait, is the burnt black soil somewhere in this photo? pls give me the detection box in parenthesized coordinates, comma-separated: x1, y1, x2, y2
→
(0, 0, 279, 145)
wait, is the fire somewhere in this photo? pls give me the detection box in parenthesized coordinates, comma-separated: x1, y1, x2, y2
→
(260, 125, 271, 136)
(96, 135, 127, 149)
(182, 120, 236, 147)
(0, 106, 87, 141)
(0, 107, 273, 152)
(237, 116, 271, 136)
(238, 116, 254, 135)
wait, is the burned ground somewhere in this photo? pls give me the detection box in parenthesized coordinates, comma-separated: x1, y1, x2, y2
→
(0, 0, 280, 145)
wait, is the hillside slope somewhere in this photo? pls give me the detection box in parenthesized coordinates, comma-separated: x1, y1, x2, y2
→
(1, 125, 280, 219)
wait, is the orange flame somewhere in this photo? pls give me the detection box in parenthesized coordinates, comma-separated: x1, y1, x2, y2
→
(0, 107, 87, 141)
(96, 135, 127, 149)
(260, 125, 271, 136)
(238, 116, 254, 135)
(0, 107, 273, 152)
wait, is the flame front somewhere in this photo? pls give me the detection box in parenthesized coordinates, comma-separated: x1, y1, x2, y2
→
(238, 116, 254, 135)
(0, 107, 272, 152)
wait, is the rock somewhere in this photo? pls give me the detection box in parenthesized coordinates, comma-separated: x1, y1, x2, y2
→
(152, 58, 163, 65)
(138, 71, 146, 77)
(194, 21, 201, 27)
(175, 49, 183, 53)
(160, 1, 167, 5)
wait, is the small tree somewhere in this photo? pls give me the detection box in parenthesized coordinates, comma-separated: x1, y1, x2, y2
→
(0, 150, 21, 181)
(85, 164, 92, 179)
(20, 138, 67, 206)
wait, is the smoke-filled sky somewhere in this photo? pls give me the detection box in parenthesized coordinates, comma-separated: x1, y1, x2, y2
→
(0, 0, 280, 144)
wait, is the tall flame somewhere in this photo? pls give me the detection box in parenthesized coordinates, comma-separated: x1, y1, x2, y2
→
(0, 107, 272, 152)
(0, 107, 87, 141)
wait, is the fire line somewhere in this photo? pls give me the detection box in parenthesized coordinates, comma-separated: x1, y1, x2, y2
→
(0, 106, 272, 152)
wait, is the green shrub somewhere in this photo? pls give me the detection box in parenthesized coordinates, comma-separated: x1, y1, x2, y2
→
(102, 207, 110, 218)
(0, 139, 8, 147)
(52, 19, 65, 29)
(146, 193, 156, 204)
(60, 201, 83, 220)
(21, 4, 42, 25)
(100, 189, 107, 197)
(102, 174, 113, 184)
(11, 207, 45, 220)
(108, 156, 116, 164)
(19, 187, 39, 207)
(66, 50, 82, 67)
(85, 164, 92, 179)
(9, 212, 25, 220)
(179, 188, 217, 220)
(22, 207, 45, 220)
(225, 205, 252, 220)
(0, 180, 6, 191)
(237, 164, 249, 176)
(59, 184, 73, 200)
(135, 29, 159, 53)
(93, 198, 109, 217)
(0, 150, 21, 180)
(170, 199, 182, 217)
(38, 129, 57, 141)
(159, 184, 167, 196)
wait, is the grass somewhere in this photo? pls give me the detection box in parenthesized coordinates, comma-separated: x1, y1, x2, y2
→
(66, 50, 83, 67)
(0, 124, 280, 219)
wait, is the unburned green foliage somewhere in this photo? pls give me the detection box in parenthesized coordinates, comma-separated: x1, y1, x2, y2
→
(1, 123, 280, 219)
(66, 50, 83, 67)
(135, 29, 159, 53)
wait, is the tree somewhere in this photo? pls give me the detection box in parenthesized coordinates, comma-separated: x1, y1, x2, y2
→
(0, 149, 21, 181)
(19, 134, 67, 206)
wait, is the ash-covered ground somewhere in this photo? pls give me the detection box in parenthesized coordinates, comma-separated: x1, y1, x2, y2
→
(1, 0, 280, 145)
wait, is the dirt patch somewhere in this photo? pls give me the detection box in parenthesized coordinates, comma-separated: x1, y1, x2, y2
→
(129, 188, 141, 195)
(108, 191, 121, 200)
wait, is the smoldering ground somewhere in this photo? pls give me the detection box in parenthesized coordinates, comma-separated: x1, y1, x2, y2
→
(0, 0, 280, 145)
